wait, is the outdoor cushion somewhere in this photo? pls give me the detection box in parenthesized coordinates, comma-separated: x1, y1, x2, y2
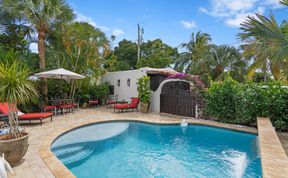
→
(107, 100, 116, 104)
(129, 97, 139, 108)
(89, 100, 99, 104)
(19, 113, 53, 120)
(114, 104, 130, 109)
(59, 104, 73, 109)
(0, 102, 53, 120)
(44, 105, 57, 110)
(0, 103, 10, 115)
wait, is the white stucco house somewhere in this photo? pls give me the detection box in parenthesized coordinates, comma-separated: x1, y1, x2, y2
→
(101, 67, 203, 118)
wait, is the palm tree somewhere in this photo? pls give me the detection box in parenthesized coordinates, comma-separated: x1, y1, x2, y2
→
(204, 45, 244, 81)
(175, 31, 211, 73)
(0, 60, 38, 138)
(3, 0, 74, 100)
(59, 22, 110, 98)
(239, 4, 288, 81)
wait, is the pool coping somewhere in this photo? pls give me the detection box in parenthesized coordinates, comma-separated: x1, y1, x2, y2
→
(257, 117, 288, 178)
(39, 116, 258, 178)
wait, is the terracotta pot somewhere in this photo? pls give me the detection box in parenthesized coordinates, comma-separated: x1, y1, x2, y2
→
(140, 102, 150, 113)
(0, 133, 29, 166)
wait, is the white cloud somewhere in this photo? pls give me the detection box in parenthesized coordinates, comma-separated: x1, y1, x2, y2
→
(180, 20, 197, 29)
(75, 12, 110, 31)
(112, 28, 124, 37)
(225, 7, 264, 27)
(200, 0, 282, 28)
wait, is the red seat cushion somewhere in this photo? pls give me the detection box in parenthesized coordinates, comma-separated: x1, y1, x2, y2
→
(19, 113, 53, 120)
(107, 100, 116, 104)
(59, 104, 73, 109)
(0, 102, 10, 115)
(44, 105, 57, 110)
(114, 104, 129, 109)
(89, 100, 98, 104)
(129, 97, 139, 108)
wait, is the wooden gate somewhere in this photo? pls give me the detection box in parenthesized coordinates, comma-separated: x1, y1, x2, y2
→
(160, 81, 196, 117)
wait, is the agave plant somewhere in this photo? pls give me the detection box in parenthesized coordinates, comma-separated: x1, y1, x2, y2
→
(0, 60, 38, 138)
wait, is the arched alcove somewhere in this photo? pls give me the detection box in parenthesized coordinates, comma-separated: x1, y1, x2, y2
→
(150, 79, 195, 117)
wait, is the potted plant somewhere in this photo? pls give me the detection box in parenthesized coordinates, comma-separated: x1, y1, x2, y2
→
(0, 60, 38, 166)
(137, 76, 151, 113)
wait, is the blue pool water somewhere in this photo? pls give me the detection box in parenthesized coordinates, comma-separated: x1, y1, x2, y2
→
(51, 122, 262, 178)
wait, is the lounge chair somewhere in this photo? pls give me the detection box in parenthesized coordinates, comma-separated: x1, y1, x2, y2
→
(0, 102, 53, 125)
(114, 97, 139, 112)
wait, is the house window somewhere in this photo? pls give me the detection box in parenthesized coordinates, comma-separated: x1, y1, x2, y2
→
(127, 79, 131, 86)
(117, 79, 120, 86)
(109, 85, 114, 95)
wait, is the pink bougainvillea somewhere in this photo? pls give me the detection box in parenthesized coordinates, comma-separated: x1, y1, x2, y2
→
(166, 73, 205, 88)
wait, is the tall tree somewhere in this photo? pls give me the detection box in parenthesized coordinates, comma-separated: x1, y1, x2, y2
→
(114, 39, 138, 70)
(49, 22, 110, 98)
(205, 45, 246, 81)
(175, 31, 211, 73)
(0, 2, 30, 54)
(137, 39, 178, 68)
(3, 0, 74, 100)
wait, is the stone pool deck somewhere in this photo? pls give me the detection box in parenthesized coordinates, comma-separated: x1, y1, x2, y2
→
(257, 117, 288, 178)
(8, 107, 288, 178)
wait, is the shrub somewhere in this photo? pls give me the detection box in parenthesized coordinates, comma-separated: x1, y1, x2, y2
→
(205, 78, 288, 130)
(137, 76, 151, 103)
(204, 77, 239, 121)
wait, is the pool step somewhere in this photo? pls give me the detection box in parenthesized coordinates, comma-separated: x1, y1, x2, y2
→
(54, 146, 94, 165)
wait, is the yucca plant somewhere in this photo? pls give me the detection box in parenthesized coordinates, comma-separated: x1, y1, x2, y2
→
(0, 60, 38, 138)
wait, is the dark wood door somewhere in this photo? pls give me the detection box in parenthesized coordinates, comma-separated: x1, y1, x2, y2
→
(160, 81, 196, 117)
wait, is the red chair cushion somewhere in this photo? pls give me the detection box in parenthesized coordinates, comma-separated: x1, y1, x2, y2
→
(44, 105, 57, 110)
(59, 104, 73, 109)
(129, 97, 139, 108)
(114, 104, 129, 109)
(107, 100, 116, 104)
(19, 113, 53, 120)
(89, 100, 98, 104)
(0, 102, 10, 115)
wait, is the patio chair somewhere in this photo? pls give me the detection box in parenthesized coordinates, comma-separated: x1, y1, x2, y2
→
(114, 97, 139, 112)
(43, 105, 57, 115)
(0, 102, 53, 125)
(88, 97, 99, 107)
(107, 95, 118, 108)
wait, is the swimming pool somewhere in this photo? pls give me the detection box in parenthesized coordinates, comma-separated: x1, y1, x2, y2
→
(51, 122, 262, 178)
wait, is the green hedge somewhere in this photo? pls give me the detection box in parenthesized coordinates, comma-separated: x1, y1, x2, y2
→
(204, 78, 288, 130)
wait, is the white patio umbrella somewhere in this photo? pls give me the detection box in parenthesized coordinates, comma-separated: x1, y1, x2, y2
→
(34, 68, 85, 80)
(33, 68, 85, 102)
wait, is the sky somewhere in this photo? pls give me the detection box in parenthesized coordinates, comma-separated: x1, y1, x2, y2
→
(30, 0, 287, 51)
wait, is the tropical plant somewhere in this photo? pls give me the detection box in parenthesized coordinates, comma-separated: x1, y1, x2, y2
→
(114, 39, 138, 70)
(137, 76, 151, 103)
(175, 31, 211, 73)
(0, 60, 38, 138)
(2, 0, 74, 99)
(205, 45, 246, 81)
(47, 22, 110, 99)
(137, 39, 178, 68)
(239, 2, 288, 82)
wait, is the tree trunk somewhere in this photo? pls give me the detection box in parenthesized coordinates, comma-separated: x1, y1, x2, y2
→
(38, 31, 48, 102)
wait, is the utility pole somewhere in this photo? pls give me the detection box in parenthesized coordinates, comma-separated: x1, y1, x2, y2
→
(137, 23, 144, 62)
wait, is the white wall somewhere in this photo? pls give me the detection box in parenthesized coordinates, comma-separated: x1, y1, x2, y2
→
(101, 69, 147, 102)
